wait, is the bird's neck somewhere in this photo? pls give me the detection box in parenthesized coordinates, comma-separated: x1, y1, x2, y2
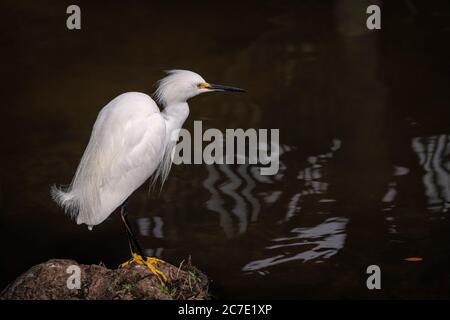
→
(161, 102, 190, 132)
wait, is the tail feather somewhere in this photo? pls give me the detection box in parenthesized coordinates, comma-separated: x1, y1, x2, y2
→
(50, 185, 79, 221)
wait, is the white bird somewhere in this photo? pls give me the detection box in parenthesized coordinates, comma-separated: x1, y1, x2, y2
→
(51, 70, 245, 282)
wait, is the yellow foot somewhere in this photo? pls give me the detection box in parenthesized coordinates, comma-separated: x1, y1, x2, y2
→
(120, 253, 168, 283)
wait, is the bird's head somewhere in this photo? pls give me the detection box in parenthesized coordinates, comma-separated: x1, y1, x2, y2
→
(154, 69, 245, 107)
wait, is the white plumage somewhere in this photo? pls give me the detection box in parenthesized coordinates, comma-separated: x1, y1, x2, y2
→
(51, 92, 166, 228)
(51, 69, 244, 230)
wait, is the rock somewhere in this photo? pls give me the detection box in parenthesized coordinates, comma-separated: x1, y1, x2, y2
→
(0, 258, 209, 300)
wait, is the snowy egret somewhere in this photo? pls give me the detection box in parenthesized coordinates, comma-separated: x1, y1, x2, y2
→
(51, 70, 245, 282)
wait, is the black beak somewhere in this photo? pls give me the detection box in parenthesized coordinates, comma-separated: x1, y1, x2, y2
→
(208, 83, 246, 93)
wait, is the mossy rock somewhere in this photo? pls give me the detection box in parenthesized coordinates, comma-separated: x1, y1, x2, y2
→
(1, 258, 209, 300)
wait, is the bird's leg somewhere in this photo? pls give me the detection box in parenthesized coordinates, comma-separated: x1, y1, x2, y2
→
(119, 201, 168, 283)
(120, 202, 144, 256)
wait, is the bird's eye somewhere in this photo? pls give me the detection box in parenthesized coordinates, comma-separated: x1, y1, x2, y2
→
(197, 82, 210, 89)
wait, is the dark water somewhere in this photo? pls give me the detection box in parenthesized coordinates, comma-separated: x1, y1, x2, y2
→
(2, 0, 450, 299)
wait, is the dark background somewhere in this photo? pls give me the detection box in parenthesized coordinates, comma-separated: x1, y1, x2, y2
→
(1, 0, 450, 299)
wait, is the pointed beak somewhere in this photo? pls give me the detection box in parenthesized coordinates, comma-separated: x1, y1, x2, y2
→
(208, 83, 246, 93)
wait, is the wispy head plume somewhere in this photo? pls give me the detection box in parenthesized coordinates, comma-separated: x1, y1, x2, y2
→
(153, 69, 205, 107)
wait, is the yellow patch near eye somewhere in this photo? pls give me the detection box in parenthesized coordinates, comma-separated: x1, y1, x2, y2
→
(197, 82, 210, 89)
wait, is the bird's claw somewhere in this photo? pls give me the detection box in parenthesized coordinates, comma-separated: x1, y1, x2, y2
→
(120, 253, 168, 283)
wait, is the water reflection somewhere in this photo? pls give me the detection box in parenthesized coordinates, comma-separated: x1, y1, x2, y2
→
(140, 135, 343, 267)
(202, 144, 291, 238)
(281, 138, 341, 223)
(200, 137, 341, 239)
(412, 135, 450, 213)
(137, 216, 164, 238)
(240, 138, 344, 272)
(137, 216, 165, 258)
(243, 217, 348, 273)
(383, 134, 450, 213)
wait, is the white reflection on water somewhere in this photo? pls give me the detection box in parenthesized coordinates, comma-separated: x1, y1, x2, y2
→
(139, 216, 165, 258)
(202, 139, 341, 237)
(194, 138, 345, 276)
(202, 144, 291, 238)
(242, 217, 348, 272)
(137, 216, 164, 238)
(412, 135, 450, 212)
(280, 138, 341, 223)
(383, 134, 450, 213)
(144, 248, 164, 258)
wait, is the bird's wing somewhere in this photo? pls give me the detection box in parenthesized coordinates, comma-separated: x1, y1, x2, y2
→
(70, 92, 166, 226)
